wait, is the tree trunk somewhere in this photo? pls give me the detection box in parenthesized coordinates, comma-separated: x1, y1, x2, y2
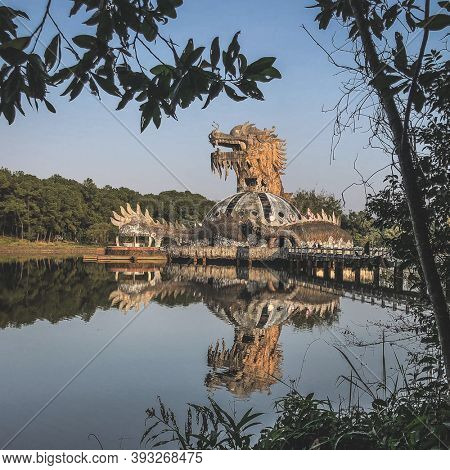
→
(350, 0, 450, 382)
(27, 199, 30, 240)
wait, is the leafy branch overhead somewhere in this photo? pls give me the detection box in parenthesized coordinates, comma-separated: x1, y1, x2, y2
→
(309, 0, 450, 113)
(0, 0, 281, 130)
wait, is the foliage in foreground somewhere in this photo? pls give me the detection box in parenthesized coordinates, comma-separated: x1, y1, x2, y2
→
(0, 0, 280, 130)
(367, 56, 449, 290)
(144, 386, 449, 450)
(257, 388, 448, 449)
(143, 308, 450, 450)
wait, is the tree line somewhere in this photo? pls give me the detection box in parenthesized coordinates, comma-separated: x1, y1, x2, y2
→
(1, 167, 387, 247)
(0, 168, 214, 244)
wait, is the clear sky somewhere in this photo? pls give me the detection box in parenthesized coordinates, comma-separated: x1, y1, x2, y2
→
(1, 0, 400, 210)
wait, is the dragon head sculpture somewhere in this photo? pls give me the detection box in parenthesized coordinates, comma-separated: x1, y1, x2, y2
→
(209, 122, 287, 196)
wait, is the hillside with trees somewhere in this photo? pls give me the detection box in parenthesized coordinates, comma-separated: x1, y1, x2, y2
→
(0, 168, 214, 244)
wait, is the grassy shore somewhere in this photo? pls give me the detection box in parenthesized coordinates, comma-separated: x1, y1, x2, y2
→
(0, 236, 100, 261)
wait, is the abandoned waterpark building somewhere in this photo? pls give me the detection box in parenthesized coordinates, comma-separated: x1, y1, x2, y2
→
(109, 123, 352, 253)
(83, 123, 402, 292)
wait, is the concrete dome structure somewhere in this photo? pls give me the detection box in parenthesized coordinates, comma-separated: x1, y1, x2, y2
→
(205, 191, 301, 227)
(110, 124, 353, 250)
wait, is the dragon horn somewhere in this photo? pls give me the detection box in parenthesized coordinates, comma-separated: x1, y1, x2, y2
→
(110, 217, 122, 227)
(126, 203, 136, 217)
(120, 205, 128, 217)
(144, 209, 154, 224)
(136, 203, 142, 216)
(112, 210, 122, 221)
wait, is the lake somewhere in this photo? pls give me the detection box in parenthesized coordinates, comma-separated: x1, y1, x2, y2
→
(0, 258, 417, 449)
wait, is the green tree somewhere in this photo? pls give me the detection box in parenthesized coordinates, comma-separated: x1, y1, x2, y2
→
(341, 210, 387, 247)
(309, 0, 450, 381)
(367, 56, 449, 287)
(85, 221, 115, 244)
(292, 189, 343, 218)
(0, 0, 280, 129)
(0, 194, 27, 238)
(0, 167, 214, 243)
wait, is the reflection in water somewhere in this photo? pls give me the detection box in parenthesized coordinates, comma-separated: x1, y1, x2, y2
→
(0, 259, 340, 398)
(0, 259, 115, 329)
(108, 263, 340, 397)
(204, 277, 339, 397)
(207, 326, 283, 397)
(0, 259, 421, 450)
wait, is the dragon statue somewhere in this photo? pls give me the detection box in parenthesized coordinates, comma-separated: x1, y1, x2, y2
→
(111, 123, 352, 248)
(209, 122, 287, 196)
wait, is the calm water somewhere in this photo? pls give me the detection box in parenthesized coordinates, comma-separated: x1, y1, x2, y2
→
(0, 259, 415, 449)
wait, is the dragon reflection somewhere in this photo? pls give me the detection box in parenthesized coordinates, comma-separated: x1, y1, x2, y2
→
(108, 264, 340, 397)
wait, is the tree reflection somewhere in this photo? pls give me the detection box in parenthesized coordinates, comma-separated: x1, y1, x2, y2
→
(0, 259, 339, 397)
(0, 259, 115, 329)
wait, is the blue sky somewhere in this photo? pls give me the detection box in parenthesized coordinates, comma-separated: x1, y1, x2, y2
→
(1, 0, 409, 209)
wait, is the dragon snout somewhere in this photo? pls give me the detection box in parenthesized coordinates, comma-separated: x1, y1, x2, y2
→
(209, 130, 220, 146)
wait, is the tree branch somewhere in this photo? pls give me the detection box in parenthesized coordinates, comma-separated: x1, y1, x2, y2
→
(401, 0, 430, 152)
(31, 0, 52, 52)
(349, 0, 450, 385)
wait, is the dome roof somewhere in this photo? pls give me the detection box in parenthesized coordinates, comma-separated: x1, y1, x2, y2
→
(205, 191, 301, 227)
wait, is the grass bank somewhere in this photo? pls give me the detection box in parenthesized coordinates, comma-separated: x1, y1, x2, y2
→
(0, 236, 99, 261)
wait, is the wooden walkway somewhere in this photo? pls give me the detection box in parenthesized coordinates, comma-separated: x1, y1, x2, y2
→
(168, 245, 392, 263)
(283, 246, 392, 263)
(167, 245, 408, 292)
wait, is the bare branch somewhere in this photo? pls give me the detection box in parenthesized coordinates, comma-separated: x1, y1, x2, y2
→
(401, 0, 430, 152)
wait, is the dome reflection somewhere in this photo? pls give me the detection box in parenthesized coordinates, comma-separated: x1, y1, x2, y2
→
(109, 263, 340, 397)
